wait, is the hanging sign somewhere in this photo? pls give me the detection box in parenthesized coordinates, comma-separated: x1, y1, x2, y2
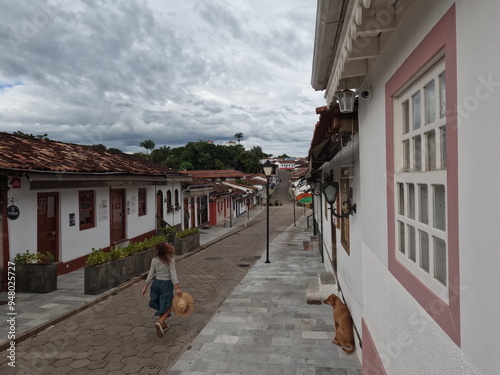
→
(7, 205, 20, 220)
(296, 193, 313, 204)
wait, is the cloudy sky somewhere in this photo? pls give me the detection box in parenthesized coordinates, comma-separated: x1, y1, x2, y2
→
(0, 0, 325, 157)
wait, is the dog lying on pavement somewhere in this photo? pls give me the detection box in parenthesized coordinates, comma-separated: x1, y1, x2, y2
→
(323, 294, 355, 354)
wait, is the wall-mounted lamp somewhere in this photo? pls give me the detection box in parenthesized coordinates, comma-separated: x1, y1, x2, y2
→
(336, 89, 357, 113)
(321, 178, 357, 218)
(307, 178, 321, 196)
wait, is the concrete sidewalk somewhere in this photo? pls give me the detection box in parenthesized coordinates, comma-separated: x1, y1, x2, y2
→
(167, 214, 361, 375)
(0, 208, 262, 351)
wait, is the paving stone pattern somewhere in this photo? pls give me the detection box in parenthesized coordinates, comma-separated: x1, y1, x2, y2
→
(168, 216, 362, 375)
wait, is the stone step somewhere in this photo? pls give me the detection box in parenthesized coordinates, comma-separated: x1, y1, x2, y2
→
(306, 271, 338, 305)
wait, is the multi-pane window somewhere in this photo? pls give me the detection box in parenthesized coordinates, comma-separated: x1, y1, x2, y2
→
(175, 189, 180, 208)
(138, 188, 146, 216)
(79, 190, 95, 230)
(340, 178, 350, 255)
(394, 58, 448, 300)
(167, 190, 172, 210)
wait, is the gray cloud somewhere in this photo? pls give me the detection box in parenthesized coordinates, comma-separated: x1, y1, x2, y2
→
(0, 0, 324, 157)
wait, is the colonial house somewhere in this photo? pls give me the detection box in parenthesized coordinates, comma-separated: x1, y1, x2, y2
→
(309, 1, 499, 374)
(0, 132, 189, 288)
(181, 178, 213, 229)
(221, 181, 258, 220)
(208, 183, 233, 227)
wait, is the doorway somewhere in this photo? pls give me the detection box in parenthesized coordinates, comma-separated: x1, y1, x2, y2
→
(156, 190, 164, 229)
(37, 192, 59, 261)
(110, 189, 126, 244)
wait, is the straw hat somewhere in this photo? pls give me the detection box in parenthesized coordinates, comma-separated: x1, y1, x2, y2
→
(172, 292, 195, 317)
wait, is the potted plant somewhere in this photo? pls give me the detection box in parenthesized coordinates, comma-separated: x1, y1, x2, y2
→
(14, 250, 58, 293)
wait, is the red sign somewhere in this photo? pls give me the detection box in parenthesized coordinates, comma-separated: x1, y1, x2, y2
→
(10, 177, 21, 189)
(296, 193, 313, 204)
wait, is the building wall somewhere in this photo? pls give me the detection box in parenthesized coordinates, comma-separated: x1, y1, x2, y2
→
(59, 187, 111, 263)
(320, 135, 363, 357)
(158, 182, 184, 229)
(7, 178, 158, 267)
(455, 1, 500, 373)
(354, 0, 492, 373)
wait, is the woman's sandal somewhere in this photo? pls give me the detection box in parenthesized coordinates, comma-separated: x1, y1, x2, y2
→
(155, 322, 164, 338)
(162, 322, 169, 332)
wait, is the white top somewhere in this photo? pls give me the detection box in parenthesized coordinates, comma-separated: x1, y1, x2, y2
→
(145, 257, 179, 285)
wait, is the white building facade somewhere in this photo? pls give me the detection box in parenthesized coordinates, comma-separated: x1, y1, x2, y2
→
(309, 1, 500, 374)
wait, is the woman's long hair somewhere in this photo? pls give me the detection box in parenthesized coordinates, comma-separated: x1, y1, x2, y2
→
(156, 242, 176, 265)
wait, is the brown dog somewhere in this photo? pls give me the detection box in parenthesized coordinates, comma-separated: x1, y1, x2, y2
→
(323, 294, 355, 354)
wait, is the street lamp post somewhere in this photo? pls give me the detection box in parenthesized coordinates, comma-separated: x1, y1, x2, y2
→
(291, 185, 296, 226)
(263, 160, 273, 264)
(246, 190, 251, 220)
(228, 188, 233, 228)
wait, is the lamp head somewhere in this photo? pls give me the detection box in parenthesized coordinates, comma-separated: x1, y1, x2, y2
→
(263, 160, 273, 177)
(321, 179, 339, 206)
(336, 89, 356, 113)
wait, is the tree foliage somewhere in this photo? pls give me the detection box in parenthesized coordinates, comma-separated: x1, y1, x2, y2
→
(139, 140, 155, 155)
(149, 140, 267, 173)
(234, 132, 244, 143)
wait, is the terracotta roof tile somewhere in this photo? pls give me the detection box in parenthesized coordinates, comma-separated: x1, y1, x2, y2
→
(179, 169, 245, 178)
(0, 132, 177, 175)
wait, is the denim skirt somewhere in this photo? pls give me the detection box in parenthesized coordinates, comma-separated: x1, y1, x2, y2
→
(149, 279, 174, 316)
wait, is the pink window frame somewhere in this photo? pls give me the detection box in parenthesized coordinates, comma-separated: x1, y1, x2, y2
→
(385, 5, 460, 345)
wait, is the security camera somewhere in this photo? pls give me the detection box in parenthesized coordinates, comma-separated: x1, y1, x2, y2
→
(360, 86, 372, 100)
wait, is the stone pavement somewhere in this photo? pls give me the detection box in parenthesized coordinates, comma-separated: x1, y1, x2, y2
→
(169, 214, 362, 375)
(0, 206, 263, 352)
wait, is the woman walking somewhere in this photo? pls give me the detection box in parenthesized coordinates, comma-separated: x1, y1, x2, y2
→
(142, 242, 183, 337)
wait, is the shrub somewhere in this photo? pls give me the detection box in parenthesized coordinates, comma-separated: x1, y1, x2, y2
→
(85, 235, 168, 266)
(14, 250, 54, 265)
(86, 248, 111, 265)
(175, 227, 198, 239)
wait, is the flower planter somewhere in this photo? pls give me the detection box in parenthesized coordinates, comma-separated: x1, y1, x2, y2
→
(133, 248, 154, 276)
(85, 248, 155, 295)
(173, 233, 200, 255)
(16, 263, 58, 293)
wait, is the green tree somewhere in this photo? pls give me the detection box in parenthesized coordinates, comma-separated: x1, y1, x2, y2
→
(179, 161, 194, 170)
(139, 140, 155, 156)
(107, 148, 123, 154)
(91, 144, 107, 152)
(250, 146, 267, 159)
(14, 131, 49, 140)
(234, 132, 244, 144)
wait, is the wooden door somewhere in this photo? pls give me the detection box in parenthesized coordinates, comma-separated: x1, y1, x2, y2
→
(156, 191, 164, 229)
(110, 189, 126, 244)
(37, 193, 59, 261)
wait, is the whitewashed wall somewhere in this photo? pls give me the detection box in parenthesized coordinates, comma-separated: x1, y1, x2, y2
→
(7, 178, 158, 265)
(59, 187, 110, 263)
(455, 1, 500, 373)
(158, 181, 184, 229)
(356, 0, 496, 373)
(6, 177, 38, 257)
(320, 135, 363, 358)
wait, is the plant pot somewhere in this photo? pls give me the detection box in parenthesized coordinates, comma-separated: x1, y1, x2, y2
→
(85, 248, 157, 295)
(84, 262, 117, 295)
(16, 263, 58, 293)
(173, 233, 200, 255)
(133, 249, 154, 276)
